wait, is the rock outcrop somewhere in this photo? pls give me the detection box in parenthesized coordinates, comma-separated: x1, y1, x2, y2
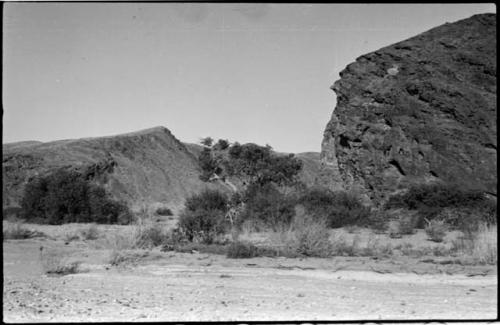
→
(2, 127, 228, 212)
(321, 13, 497, 205)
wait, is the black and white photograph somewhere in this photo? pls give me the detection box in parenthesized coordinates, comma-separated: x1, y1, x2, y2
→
(2, 2, 497, 322)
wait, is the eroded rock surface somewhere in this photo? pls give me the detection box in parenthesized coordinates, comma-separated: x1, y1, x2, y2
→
(321, 13, 497, 205)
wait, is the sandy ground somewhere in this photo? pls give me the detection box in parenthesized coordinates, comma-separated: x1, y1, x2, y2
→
(3, 235, 497, 322)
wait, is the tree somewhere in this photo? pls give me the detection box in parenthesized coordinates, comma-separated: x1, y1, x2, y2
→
(200, 137, 214, 147)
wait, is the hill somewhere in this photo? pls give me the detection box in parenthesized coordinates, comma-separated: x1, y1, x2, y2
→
(2, 126, 228, 213)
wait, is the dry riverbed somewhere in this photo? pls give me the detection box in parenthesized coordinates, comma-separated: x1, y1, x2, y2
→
(3, 235, 497, 322)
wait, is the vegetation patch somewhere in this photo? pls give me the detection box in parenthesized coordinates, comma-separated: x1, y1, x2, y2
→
(20, 168, 131, 225)
(3, 221, 45, 240)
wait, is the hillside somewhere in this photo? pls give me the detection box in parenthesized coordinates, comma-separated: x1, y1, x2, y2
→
(321, 13, 497, 205)
(2, 126, 228, 212)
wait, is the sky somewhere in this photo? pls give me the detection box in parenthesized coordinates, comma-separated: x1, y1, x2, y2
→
(3, 3, 496, 153)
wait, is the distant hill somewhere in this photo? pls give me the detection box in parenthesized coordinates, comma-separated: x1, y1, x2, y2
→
(2, 126, 228, 213)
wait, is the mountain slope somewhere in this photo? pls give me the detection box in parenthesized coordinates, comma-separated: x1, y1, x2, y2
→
(3, 126, 227, 212)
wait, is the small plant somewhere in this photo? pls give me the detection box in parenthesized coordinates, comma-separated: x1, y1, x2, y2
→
(226, 241, 260, 258)
(80, 223, 100, 240)
(298, 188, 370, 228)
(133, 221, 168, 249)
(287, 212, 333, 257)
(424, 219, 447, 242)
(155, 207, 173, 216)
(108, 250, 149, 266)
(365, 210, 388, 234)
(40, 250, 81, 276)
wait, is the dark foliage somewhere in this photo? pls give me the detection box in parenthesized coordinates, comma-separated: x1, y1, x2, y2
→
(384, 183, 497, 229)
(226, 143, 302, 187)
(155, 207, 173, 216)
(198, 148, 220, 181)
(214, 139, 230, 150)
(20, 169, 130, 225)
(239, 183, 296, 231)
(178, 189, 230, 244)
(226, 241, 260, 258)
(298, 187, 370, 228)
(200, 137, 213, 147)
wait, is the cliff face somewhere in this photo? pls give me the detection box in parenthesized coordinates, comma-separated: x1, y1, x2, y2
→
(321, 13, 497, 205)
(2, 127, 227, 212)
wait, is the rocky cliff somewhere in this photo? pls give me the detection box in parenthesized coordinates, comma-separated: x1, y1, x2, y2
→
(2, 127, 228, 212)
(321, 13, 497, 205)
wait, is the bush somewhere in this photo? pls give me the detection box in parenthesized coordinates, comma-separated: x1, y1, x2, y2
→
(388, 217, 415, 238)
(226, 142, 303, 186)
(364, 210, 388, 233)
(287, 211, 333, 257)
(155, 207, 173, 216)
(20, 169, 131, 225)
(133, 222, 168, 249)
(298, 188, 370, 228)
(425, 219, 447, 242)
(384, 183, 496, 229)
(238, 183, 295, 231)
(178, 190, 229, 244)
(226, 241, 260, 258)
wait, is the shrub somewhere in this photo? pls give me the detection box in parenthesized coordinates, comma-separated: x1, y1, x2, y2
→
(20, 169, 131, 225)
(239, 183, 295, 231)
(365, 210, 388, 233)
(425, 219, 447, 242)
(155, 207, 173, 216)
(384, 183, 496, 229)
(287, 212, 333, 257)
(133, 222, 168, 249)
(298, 188, 370, 228)
(226, 241, 260, 258)
(451, 223, 497, 265)
(178, 190, 229, 244)
(226, 143, 302, 186)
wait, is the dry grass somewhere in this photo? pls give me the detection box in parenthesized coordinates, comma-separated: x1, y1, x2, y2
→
(472, 223, 497, 264)
(79, 223, 100, 240)
(3, 221, 45, 240)
(40, 249, 82, 275)
(425, 219, 447, 243)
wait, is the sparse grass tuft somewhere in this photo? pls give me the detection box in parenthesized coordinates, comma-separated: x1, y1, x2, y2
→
(226, 241, 260, 258)
(472, 223, 497, 265)
(425, 219, 447, 242)
(79, 223, 100, 240)
(3, 221, 44, 240)
(40, 249, 82, 275)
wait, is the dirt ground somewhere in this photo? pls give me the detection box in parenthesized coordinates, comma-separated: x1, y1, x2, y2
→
(3, 231, 497, 323)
